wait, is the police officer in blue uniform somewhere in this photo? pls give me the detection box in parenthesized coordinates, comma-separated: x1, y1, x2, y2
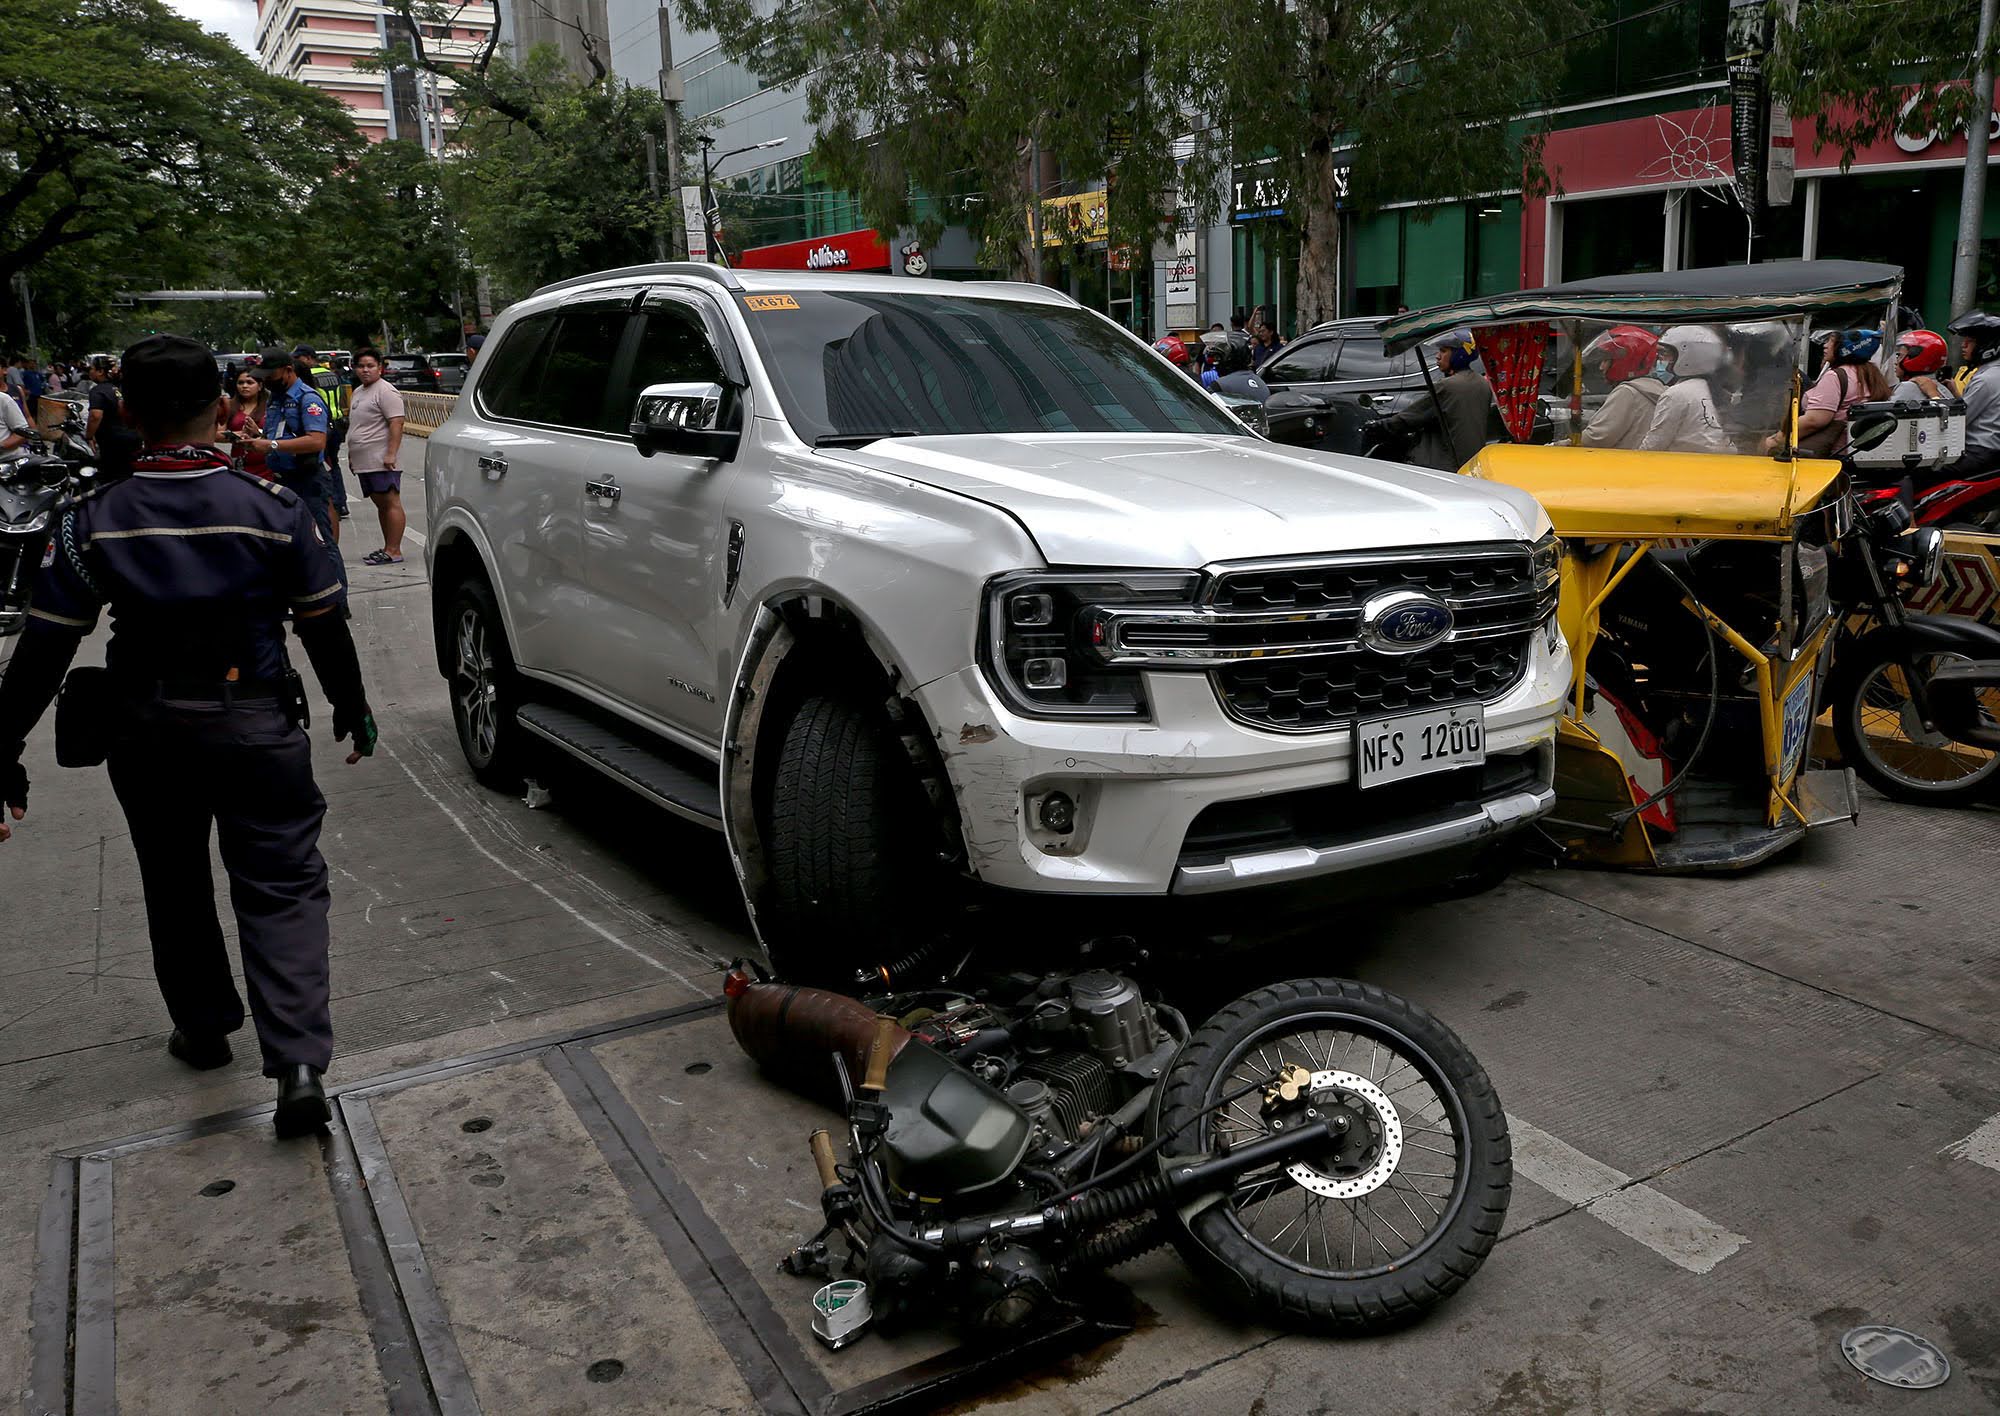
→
(243, 347, 345, 599)
(0, 335, 378, 1137)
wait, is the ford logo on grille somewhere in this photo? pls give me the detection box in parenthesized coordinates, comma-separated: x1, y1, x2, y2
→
(1359, 590, 1454, 654)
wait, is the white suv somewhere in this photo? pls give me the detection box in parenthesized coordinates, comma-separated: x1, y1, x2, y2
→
(425, 264, 1568, 979)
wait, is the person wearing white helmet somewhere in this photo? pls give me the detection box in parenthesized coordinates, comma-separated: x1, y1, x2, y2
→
(1639, 325, 1732, 454)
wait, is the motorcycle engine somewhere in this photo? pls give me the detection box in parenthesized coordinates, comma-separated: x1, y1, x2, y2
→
(898, 971, 1163, 1149)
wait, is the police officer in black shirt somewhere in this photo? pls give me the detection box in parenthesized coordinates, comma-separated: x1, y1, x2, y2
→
(0, 335, 378, 1137)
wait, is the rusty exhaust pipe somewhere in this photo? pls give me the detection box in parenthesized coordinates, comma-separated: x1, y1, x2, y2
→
(725, 970, 911, 1105)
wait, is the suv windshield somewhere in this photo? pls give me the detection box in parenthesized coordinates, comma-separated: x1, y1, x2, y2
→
(734, 289, 1242, 442)
(387, 357, 423, 369)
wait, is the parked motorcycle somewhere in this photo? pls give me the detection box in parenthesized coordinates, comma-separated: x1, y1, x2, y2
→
(727, 960, 1510, 1343)
(1822, 407, 2000, 804)
(1847, 391, 1999, 531)
(0, 406, 97, 636)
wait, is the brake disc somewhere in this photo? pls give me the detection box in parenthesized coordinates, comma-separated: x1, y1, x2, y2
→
(1280, 1069, 1404, 1199)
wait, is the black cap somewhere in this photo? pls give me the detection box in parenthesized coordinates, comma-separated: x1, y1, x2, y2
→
(256, 347, 293, 374)
(120, 335, 224, 426)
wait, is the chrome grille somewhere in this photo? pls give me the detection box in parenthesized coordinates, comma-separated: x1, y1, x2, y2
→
(1203, 545, 1552, 733)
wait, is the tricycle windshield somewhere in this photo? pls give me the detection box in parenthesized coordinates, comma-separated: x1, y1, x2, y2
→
(1487, 316, 1811, 457)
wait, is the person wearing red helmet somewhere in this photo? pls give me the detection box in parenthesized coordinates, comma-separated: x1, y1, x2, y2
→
(1892, 330, 1952, 403)
(1580, 324, 1664, 449)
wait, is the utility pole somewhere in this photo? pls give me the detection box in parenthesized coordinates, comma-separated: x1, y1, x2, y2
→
(1952, 0, 1998, 318)
(1027, 132, 1044, 284)
(14, 274, 38, 359)
(645, 134, 669, 262)
(658, 5, 687, 260)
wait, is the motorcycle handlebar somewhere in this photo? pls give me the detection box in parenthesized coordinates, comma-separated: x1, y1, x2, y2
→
(809, 1129, 841, 1190)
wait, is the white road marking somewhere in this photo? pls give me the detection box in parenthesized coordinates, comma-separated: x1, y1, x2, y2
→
(1942, 1112, 2000, 1173)
(381, 741, 700, 991)
(489, 970, 516, 984)
(1507, 1114, 1747, 1274)
(402, 528, 426, 549)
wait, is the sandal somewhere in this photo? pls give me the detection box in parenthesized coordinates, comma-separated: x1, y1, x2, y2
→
(362, 549, 405, 565)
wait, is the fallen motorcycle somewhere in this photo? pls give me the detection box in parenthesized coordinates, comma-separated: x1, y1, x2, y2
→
(726, 962, 1510, 1342)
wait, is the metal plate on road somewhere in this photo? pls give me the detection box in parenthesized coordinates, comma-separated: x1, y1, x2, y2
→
(1357, 703, 1485, 789)
(1840, 1325, 1951, 1389)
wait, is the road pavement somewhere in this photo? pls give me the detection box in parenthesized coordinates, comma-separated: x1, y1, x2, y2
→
(2, 438, 1997, 1414)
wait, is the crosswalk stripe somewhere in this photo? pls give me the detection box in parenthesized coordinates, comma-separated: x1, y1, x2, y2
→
(1507, 1114, 1747, 1274)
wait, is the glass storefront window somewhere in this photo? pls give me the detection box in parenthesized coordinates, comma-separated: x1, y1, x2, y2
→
(1680, 185, 1805, 269)
(1560, 192, 1666, 281)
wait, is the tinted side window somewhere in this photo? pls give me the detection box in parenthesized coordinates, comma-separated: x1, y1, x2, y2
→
(613, 300, 726, 426)
(1263, 340, 1337, 384)
(1335, 341, 1411, 380)
(512, 303, 633, 433)
(477, 312, 557, 418)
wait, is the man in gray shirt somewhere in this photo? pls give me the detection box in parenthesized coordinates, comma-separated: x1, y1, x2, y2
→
(1375, 331, 1495, 472)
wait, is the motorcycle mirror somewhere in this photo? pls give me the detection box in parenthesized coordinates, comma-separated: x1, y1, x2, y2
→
(1847, 414, 1897, 453)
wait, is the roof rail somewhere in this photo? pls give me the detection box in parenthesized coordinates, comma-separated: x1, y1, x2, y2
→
(530, 262, 746, 299)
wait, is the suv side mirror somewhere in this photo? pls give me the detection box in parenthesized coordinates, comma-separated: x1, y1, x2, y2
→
(630, 381, 740, 461)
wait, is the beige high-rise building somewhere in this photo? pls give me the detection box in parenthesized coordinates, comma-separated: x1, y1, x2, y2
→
(253, 0, 497, 144)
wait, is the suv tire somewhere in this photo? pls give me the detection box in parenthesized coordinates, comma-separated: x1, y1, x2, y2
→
(446, 577, 528, 791)
(764, 693, 939, 986)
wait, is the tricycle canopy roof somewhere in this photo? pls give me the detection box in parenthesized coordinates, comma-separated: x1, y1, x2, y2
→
(1379, 260, 1904, 353)
(1459, 443, 1847, 541)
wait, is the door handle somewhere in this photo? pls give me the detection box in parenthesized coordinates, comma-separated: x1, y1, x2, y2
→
(477, 454, 508, 478)
(1367, 394, 1398, 411)
(585, 476, 621, 503)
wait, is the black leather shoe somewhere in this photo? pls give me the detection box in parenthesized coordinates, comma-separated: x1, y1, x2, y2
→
(166, 1029, 232, 1071)
(273, 1065, 330, 1138)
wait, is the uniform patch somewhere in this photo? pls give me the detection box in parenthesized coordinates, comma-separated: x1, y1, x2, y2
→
(306, 403, 325, 417)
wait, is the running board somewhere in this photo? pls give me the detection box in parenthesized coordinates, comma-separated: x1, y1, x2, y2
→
(516, 703, 724, 829)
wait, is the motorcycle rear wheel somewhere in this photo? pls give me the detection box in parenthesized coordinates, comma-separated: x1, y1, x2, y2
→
(1831, 638, 2000, 805)
(1156, 978, 1509, 1334)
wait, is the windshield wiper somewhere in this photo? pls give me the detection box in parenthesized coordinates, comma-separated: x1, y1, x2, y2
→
(813, 430, 922, 448)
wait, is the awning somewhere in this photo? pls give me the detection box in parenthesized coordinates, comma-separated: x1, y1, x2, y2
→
(1379, 259, 1904, 352)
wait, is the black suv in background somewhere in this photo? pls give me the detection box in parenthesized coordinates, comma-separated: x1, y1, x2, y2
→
(384, 353, 442, 392)
(1258, 319, 1429, 453)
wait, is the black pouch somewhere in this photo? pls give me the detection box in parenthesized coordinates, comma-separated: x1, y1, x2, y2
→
(279, 668, 311, 731)
(53, 666, 117, 768)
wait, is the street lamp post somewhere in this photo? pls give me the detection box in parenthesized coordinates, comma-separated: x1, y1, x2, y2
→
(699, 135, 787, 266)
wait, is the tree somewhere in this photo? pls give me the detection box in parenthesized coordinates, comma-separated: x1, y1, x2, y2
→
(366, 7, 679, 301)
(1766, 0, 1998, 314)
(1152, 0, 1586, 327)
(436, 48, 681, 299)
(0, 0, 353, 346)
(676, 0, 1175, 276)
(265, 141, 468, 348)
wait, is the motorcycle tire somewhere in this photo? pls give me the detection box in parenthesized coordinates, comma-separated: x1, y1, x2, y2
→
(1155, 978, 1509, 1334)
(1830, 634, 2000, 806)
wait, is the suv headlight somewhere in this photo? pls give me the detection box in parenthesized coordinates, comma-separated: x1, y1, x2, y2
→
(982, 571, 1200, 719)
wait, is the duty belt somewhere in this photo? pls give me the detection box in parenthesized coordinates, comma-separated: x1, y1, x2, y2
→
(120, 676, 287, 702)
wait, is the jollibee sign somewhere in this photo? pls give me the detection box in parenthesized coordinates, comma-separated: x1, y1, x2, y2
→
(738, 228, 893, 272)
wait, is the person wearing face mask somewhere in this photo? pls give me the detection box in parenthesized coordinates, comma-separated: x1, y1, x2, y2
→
(1580, 325, 1664, 449)
(1639, 326, 1732, 454)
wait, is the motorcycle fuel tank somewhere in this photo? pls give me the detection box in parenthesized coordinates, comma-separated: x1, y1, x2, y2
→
(880, 1043, 1032, 1199)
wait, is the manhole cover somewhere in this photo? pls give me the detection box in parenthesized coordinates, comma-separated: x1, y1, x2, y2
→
(1841, 1325, 1950, 1389)
(461, 1117, 493, 1134)
(585, 1358, 625, 1383)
